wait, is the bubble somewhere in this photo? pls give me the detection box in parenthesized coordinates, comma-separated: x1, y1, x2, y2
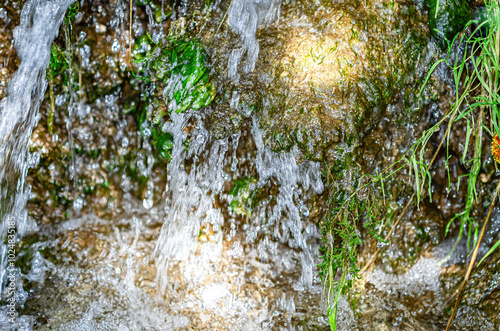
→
(299, 205, 310, 217)
(111, 39, 120, 52)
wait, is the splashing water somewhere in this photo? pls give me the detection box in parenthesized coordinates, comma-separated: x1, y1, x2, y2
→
(249, 117, 324, 290)
(154, 109, 324, 296)
(154, 110, 228, 295)
(0, 0, 75, 300)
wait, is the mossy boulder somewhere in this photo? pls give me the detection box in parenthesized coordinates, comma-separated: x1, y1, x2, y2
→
(207, 0, 432, 163)
(426, 0, 471, 51)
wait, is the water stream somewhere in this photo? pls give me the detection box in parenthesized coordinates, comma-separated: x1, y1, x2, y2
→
(0, 0, 75, 313)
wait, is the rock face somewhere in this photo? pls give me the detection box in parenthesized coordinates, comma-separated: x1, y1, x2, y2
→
(208, 0, 431, 163)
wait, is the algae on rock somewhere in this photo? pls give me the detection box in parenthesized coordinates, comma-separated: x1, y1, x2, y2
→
(208, 0, 431, 165)
(133, 37, 216, 158)
(425, 0, 471, 51)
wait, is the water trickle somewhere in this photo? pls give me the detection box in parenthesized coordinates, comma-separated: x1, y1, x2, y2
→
(155, 110, 228, 295)
(227, 0, 281, 81)
(153, 111, 325, 313)
(0, 0, 76, 297)
(250, 117, 323, 289)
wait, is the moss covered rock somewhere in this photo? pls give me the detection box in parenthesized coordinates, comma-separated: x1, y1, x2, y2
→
(207, 0, 432, 164)
(133, 38, 216, 157)
(426, 0, 471, 51)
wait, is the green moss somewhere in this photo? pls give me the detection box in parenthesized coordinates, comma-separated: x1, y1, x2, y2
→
(160, 39, 216, 113)
(49, 44, 68, 82)
(426, 0, 471, 51)
(132, 37, 216, 159)
(156, 132, 174, 160)
(229, 177, 259, 217)
(134, 38, 216, 114)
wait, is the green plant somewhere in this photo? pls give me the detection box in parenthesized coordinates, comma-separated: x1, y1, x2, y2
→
(132, 37, 216, 158)
(319, 167, 387, 330)
(228, 176, 258, 217)
(335, 1, 500, 328)
(46, 2, 80, 134)
(320, 2, 500, 325)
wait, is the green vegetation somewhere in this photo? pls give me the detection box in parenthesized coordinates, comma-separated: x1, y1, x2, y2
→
(47, 44, 68, 134)
(229, 176, 259, 217)
(318, 0, 500, 329)
(132, 36, 216, 158)
(425, 0, 471, 51)
(136, 0, 172, 22)
(320, 1, 500, 324)
(156, 131, 174, 160)
(320, 167, 386, 330)
(64, 2, 79, 23)
(150, 38, 216, 113)
(420, 0, 500, 261)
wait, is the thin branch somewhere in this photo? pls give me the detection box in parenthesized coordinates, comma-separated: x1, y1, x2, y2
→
(446, 180, 500, 330)
(129, 0, 133, 64)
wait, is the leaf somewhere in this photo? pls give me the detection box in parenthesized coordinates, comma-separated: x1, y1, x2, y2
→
(478, 239, 500, 267)
(157, 132, 174, 159)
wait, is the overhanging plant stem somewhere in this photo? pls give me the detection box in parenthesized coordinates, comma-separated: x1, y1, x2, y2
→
(446, 179, 500, 330)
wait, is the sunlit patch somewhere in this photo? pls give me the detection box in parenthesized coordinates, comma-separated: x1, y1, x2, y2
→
(280, 14, 364, 94)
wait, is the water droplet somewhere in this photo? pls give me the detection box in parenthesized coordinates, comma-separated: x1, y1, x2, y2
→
(142, 127, 152, 137)
(122, 137, 129, 148)
(111, 39, 120, 52)
(143, 198, 153, 210)
(300, 205, 309, 217)
(73, 198, 84, 211)
(230, 160, 238, 172)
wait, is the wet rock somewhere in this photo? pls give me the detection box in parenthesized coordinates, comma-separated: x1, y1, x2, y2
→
(457, 248, 500, 328)
(208, 0, 431, 164)
(0, 2, 22, 99)
(425, 0, 471, 51)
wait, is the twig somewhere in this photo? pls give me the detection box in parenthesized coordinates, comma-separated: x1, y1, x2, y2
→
(48, 71, 55, 135)
(129, 0, 133, 64)
(209, 3, 230, 43)
(445, 179, 500, 330)
(446, 181, 500, 331)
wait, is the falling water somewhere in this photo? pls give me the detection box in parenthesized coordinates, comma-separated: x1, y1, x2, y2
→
(154, 108, 324, 295)
(227, 0, 281, 82)
(154, 109, 228, 294)
(0, 0, 75, 303)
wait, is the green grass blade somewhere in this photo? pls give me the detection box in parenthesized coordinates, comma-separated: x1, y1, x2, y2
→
(478, 239, 500, 267)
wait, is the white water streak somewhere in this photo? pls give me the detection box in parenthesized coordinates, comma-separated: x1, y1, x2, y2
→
(227, 0, 281, 81)
(0, 0, 75, 296)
